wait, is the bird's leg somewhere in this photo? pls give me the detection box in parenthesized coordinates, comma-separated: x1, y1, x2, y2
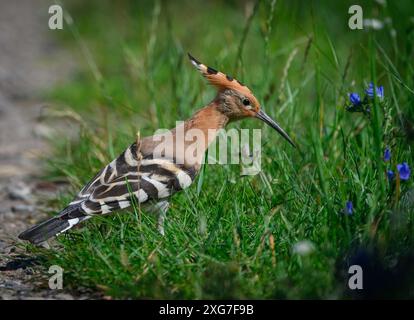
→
(147, 200, 169, 236)
(157, 201, 169, 236)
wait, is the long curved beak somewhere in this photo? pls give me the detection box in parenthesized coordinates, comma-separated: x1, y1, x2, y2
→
(256, 109, 296, 148)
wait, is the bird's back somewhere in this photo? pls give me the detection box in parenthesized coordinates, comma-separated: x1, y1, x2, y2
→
(70, 139, 197, 215)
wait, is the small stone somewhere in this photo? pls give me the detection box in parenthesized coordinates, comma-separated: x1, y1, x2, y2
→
(2, 211, 16, 219)
(7, 181, 32, 201)
(53, 293, 74, 300)
(11, 204, 34, 213)
(0, 165, 22, 178)
(0, 279, 30, 291)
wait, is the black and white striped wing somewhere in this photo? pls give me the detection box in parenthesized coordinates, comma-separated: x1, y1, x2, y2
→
(69, 142, 196, 215)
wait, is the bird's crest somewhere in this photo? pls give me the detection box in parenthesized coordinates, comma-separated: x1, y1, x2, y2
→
(188, 53, 253, 97)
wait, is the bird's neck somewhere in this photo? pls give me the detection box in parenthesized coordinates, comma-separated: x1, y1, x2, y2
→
(170, 102, 228, 169)
(184, 102, 229, 144)
(143, 103, 228, 170)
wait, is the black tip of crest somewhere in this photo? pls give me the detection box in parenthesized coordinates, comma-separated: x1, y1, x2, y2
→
(187, 52, 201, 65)
(207, 66, 218, 74)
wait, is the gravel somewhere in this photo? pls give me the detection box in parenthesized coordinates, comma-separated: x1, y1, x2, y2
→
(0, 0, 89, 300)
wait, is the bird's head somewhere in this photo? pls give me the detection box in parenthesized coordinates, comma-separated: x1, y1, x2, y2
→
(188, 53, 295, 148)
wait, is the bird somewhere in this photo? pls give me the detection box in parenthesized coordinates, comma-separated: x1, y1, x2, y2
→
(18, 53, 295, 245)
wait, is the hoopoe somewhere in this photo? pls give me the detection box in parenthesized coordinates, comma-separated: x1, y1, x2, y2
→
(19, 53, 295, 245)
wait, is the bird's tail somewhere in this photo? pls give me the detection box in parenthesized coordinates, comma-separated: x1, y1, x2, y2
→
(18, 205, 89, 245)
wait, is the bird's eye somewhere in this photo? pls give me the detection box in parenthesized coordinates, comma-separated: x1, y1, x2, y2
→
(242, 98, 250, 106)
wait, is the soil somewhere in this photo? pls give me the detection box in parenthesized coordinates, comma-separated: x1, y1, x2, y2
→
(0, 0, 91, 299)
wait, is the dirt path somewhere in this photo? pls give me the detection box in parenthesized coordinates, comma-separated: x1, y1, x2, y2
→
(0, 0, 85, 299)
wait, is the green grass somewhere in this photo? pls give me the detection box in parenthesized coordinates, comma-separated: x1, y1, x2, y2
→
(31, 0, 414, 299)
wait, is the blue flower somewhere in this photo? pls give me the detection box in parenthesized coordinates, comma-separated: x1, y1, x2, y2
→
(349, 93, 361, 106)
(365, 83, 374, 96)
(384, 147, 391, 162)
(387, 170, 395, 180)
(345, 201, 353, 215)
(397, 162, 411, 180)
(365, 82, 384, 99)
(376, 86, 384, 99)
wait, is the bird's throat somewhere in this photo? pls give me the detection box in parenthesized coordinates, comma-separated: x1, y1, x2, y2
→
(176, 102, 229, 169)
(143, 103, 229, 171)
(185, 102, 229, 144)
